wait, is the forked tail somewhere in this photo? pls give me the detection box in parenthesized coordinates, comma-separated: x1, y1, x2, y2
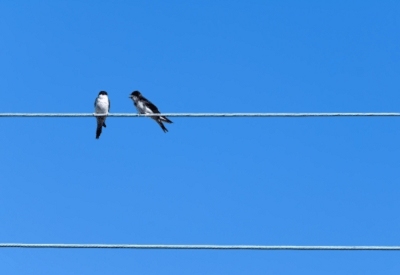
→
(157, 121, 169, 133)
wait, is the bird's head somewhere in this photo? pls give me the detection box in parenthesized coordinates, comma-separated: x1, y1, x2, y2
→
(99, 91, 108, 96)
(129, 91, 141, 100)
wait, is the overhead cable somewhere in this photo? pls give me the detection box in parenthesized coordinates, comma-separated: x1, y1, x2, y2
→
(1, 113, 400, 117)
(1, 243, 400, 250)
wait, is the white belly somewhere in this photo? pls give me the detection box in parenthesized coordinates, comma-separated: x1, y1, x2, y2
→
(96, 98, 109, 114)
(136, 101, 151, 114)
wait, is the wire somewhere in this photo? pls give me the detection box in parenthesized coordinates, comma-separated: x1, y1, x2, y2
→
(1, 244, 400, 250)
(0, 113, 400, 117)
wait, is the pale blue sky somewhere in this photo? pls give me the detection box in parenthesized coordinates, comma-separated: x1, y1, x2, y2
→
(1, 1, 400, 274)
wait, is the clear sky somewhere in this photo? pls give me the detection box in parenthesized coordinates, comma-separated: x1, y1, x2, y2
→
(1, 1, 400, 274)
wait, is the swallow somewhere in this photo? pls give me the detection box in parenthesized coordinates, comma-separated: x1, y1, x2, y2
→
(94, 91, 110, 139)
(129, 91, 172, 133)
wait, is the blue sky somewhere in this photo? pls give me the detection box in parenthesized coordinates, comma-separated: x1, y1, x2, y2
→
(1, 1, 400, 274)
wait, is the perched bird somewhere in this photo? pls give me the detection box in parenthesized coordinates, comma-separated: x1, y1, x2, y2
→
(129, 91, 172, 133)
(94, 91, 110, 139)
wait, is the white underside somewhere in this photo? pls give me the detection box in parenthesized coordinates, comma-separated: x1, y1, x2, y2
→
(135, 101, 153, 115)
(95, 95, 109, 114)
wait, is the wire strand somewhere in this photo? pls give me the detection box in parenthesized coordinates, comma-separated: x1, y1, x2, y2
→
(1, 244, 400, 250)
(0, 113, 400, 117)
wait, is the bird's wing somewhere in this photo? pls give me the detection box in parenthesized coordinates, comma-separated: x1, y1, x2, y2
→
(142, 97, 160, 113)
(108, 99, 111, 111)
(94, 97, 97, 108)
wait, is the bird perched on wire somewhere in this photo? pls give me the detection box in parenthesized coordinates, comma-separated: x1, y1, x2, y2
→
(94, 91, 110, 139)
(129, 91, 172, 133)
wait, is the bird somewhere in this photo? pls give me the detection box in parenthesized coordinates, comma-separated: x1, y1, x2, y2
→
(94, 91, 110, 139)
(129, 91, 172, 133)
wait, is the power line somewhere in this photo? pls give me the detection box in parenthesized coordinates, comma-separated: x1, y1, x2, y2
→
(0, 113, 400, 117)
(1, 244, 400, 250)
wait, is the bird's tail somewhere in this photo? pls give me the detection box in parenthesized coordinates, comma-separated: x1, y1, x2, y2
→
(157, 121, 169, 133)
(160, 116, 173, 124)
(96, 117, 106, 139)
(96, 125, 102, 139)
